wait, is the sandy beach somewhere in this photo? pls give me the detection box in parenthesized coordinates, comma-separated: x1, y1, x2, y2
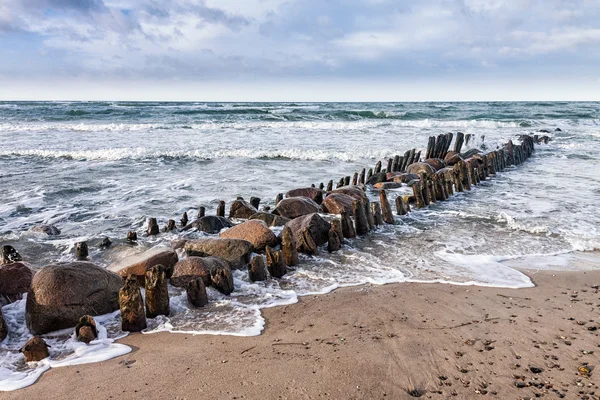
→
(6, 267, 599, 400)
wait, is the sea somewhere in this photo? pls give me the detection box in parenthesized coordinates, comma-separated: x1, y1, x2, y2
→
(0, 101, 599, 389)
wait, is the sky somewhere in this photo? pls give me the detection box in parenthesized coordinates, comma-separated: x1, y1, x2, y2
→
(0, 0, 599, 101)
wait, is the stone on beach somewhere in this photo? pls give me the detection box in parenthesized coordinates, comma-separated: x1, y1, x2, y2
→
(285, 187, 324, 204)
(220, 220, 278, 251)
(283, 213, 331, 251)
(108, 247, 178, 279)
(75, 315, 98, 344)
(170, 256, 230, 288)
(407, 162, 436, 178)
(26, 262, 122, 335)
(320, 193, 356, 215)
(192, 215, 233, 234)
(272, 196, 322, 219)
(248, 212, 290, 227)
(229, 199, 258, 219)
(184, 238, 253, 269)
(119, 275, 146, 332)
(20, 337, 49, 362)
(0, 261, 33, 303)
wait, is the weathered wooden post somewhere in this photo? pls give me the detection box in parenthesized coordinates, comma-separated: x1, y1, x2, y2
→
(371, 202, 384, 226)
(326, 180, 333, 192)
(75, 241, 88, 260)
(165, 219, 176, 232)
(375, 161, 382, 174)
(248, 255, 267, 282)
(75, 315, 97, 344)
(217, 201, 226, 217)
(344, 176, 351, 186)
(327, 227, 342, 252)
(211, 265, 234, 295)
(275, 193, 284, 205)
(379, 191, 395, 224)
(395, 196, 407, 215)
(353, 200, 369, 236)
(426, 136, 435, 159)
(367, 168, 373, 180)
(19, 337, 49, 362)
(330, 219, 344, 243)
(266, 246, 287, 278)
(187, 278, 208, 307)
(359, 168, 366, 185)
(145, 265, 170, 318)
(181, 212, 189, 227)
(147, 218, 159, 235)
(454, 132, 465, 153)
(127, 231, 138, 242)
(352, 172, 359, 186)
(197, 206, 206, 218)
(363, 199, 375, 230)
(281, 226, 299, 266)
(250, 197, 261, 210)
(119, 275, 146, 332)
(298, 227, 318, 255)
(341, 210, 356, 238)
(411, 181, 425, 209)
(386, 158, 393, 173)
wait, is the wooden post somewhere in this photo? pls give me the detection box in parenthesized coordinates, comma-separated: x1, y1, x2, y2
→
(119, 275, 146, 332)
(127, 231, 137, 242)
(250, 197, 261, 209)
(327, 228, 342, 252)
(367, 168, 373, 180)
(187, 278, 208, 307)
(371, 202, 384, 226)
(248, 255, 267, 282)
(352, 172, 359, 186)
(181, 212, 189, 227)
(341, 210, 356, 238)
(197, 206, 205, 218)
(454, 132, 465, 153)
(326, 180, 333, 192)
(281, 226, 299, 266)
(275, 193, 284, 205)
(266, 246, 287, 278)
(379, 191, 395, 224)
(75, 315, 97, 344)
(211, 265, 234, 295)
(217, 201, 226, 217)
(386, 158, 393, 173)
(426, 136, 435, 159)
(147, 218, 159, 235)
(145, 265, 170, 318)
(401, 150, 410, 171)
(375, 161, 382, 174)
(165, 219, 176, 232)
(344, 176, 351, 186)
(298, 227, 318, 255)
(393, 155, 400, 172)
(353, 200, 369, 236)
(359, 168, 366, 185)
(395, 196, 407, 215)
(364, 199, 375, 230)
(75, 241, 88, 260)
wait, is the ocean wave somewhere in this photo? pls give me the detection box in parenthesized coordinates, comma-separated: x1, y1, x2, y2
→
(496, 213, 550, 234)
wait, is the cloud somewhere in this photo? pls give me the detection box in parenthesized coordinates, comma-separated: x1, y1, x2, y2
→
(0, 0, 599, 99)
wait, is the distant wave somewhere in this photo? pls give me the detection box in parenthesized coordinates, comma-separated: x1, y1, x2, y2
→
(0, 147, 401, 162)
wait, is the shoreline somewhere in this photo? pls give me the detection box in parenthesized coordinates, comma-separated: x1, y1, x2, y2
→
(6, 266, 600, 399)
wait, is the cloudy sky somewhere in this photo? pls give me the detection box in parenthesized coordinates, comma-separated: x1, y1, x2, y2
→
(0, 0, 599, 101)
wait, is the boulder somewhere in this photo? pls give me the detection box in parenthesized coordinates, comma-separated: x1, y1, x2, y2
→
(365, 172, 387, 185)
(285, 188, 324, 204)
(108, 247, 178, 279)
(184, 238, 252, 269)
(170, 256, 230, 288)
(407, 162, 436, 178)
(283, 213, 331, 250)
(192, 216, 233, 234)
(272, 197, 321, 219)
(390, 173, 419, 184)
(443, 151, 462, 166)
(0, 262, 33, 303)
(422, 158, 446, 171)
(29, 224, 61, 235)
(373, 182, 402, 190)
(320, 193, 356, 215)
(329, 186, 368, 204)
(26, 262, 122, 335)
(220, 220, 278, 251)
(229, 199, 258, 219)
(248, 212, 290, 227)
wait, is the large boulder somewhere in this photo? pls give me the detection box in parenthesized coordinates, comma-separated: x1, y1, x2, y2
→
(422, 158, 446, 171)
(220, 220, 278, 251)
(229, 199, 258, 219)
(329, 186, 368, 204)
(389, 173, 419, 184)
(321, 193, 356, 215)
(26, 262, 122, 335)
(192, 216, 233, 234)
(406, 162, 436, 178)
(0, 262, 33, 303)
(444, 151, 462, 166)
(272, 197, 321, 219)
(170, 256, 230, 288)
(184, 238, 253, 269)
(29, 224, 61, 235)
(107, 247, 178, 278)
(248, 212, 290, 227)
(285, 188, 324, 204)
(283, 213, 331, 249)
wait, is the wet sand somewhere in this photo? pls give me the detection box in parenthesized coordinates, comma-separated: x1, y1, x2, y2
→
(6, 268, 600, 400)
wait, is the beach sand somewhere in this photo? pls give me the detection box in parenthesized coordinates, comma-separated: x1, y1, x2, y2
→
(6, 268, 600, 400)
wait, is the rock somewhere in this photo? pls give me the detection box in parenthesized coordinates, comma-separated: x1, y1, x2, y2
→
(108, 247, 178, 279)
(320, 193, 356, 215)
(365, 172, 387, 185)
(373, 182, 402, 190)
(406, 162, 436, 178)
(328, 186, 368, 204)
(272, 197, 322, 219)
(75, 315, 97, 344)
(145, 265, 170, 318)
(281, 226, 299, 266)
(29, 224, 60, 235)
(283, 213, 331, 251)
(220, 220, 278, 251)
(422, 158, 446, 171)
(184, 238, 253, 269)
(100, 237, 112, 248)
(248, 255, 267, 282)
(211, 264, 234, 295)
(285, 188, 324, 204)
(147, 218, 159, 235)
(187, 278, 208, 307)
(170, 256, 229, 288)
(229, 199, 258, 219)
(0, 307, 7, 341)
(192, 215, 233, 234)
(1, 245, 22, 264)
(20, 337, 49, 362)
(461, 148, 481, 159)
(119, 275, 146, 332)
(390, 173, 420, 184)
(444, 151, 462, 166)
(266, 246, 286, 278)
(0, 262, 33, 303)
(248, 212, 290, 227)
(75, 241, 88, 260)
(26, 262, 122, 335)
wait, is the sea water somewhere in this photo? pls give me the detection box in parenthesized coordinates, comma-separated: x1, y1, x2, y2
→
(0, 101, 599, 389)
